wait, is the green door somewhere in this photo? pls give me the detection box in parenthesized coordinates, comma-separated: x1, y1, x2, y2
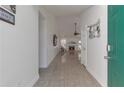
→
(108, 5, 124, 87)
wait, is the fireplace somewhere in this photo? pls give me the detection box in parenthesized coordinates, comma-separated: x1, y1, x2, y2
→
(69, 46, 75, 51)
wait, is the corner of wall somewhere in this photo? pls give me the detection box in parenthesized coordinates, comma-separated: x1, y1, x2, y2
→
(20, 73, 39, 87)
(86, 66, 107, 87)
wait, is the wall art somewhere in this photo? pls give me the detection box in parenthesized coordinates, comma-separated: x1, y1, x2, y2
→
(0, 7, 15, 25)
(88, 19, 100, 39)
(2, 5, 16, 14)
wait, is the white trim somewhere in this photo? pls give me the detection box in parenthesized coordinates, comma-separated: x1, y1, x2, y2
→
(86, 66, 107, 87)
(19, 74, 39, 87)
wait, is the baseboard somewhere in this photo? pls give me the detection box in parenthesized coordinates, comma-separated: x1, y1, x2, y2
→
(40, 64, 48, 68)
(31, 74, 39, 87)
(86, 66, 106, 87)
(47, 52, 60, 68)
(40, 52, 60, 69)
(19, 74, 39, 87)
(29, 74, 39, 87)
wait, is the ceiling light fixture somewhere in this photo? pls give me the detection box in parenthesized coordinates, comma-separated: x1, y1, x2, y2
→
(74, 22, 80, 36)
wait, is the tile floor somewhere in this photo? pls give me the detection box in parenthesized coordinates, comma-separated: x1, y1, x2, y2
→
(34, 51, 101, 87)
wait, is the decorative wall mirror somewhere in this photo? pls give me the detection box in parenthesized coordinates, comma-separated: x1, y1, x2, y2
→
(53, 34, 57, 46)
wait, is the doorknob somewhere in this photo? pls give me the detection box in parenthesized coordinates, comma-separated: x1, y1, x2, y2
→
(104, 56, 112, 59)
(107, 44, 111, 52)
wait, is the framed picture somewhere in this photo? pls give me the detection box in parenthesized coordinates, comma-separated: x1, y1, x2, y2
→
(88, 19, 100, 39)
(2, 5, 16, 14)
(0, 7, 15, 25)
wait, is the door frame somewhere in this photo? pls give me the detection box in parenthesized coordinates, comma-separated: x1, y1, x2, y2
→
(81, 25, 88, 67)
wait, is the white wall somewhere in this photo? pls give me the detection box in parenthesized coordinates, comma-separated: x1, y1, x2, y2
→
(39, 12, 47, 68)
(46, 14, 60, 66)
(0, 6, 39, 86)
(56, 16, 80, 38)
(39, 7, 60, 68)
(80, 6, 107, 86)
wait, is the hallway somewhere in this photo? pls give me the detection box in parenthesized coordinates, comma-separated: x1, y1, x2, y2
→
(0, 5, 107, 87)
(34, 52, 101, 87)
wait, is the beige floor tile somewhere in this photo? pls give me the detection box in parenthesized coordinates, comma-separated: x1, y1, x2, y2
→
(34, 51, 101, 87)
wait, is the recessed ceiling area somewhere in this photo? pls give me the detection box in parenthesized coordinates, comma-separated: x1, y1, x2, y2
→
(41, 5, 91, 17)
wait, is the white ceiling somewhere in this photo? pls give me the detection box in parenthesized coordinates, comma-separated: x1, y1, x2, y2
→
(41, 5, 91, 17)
